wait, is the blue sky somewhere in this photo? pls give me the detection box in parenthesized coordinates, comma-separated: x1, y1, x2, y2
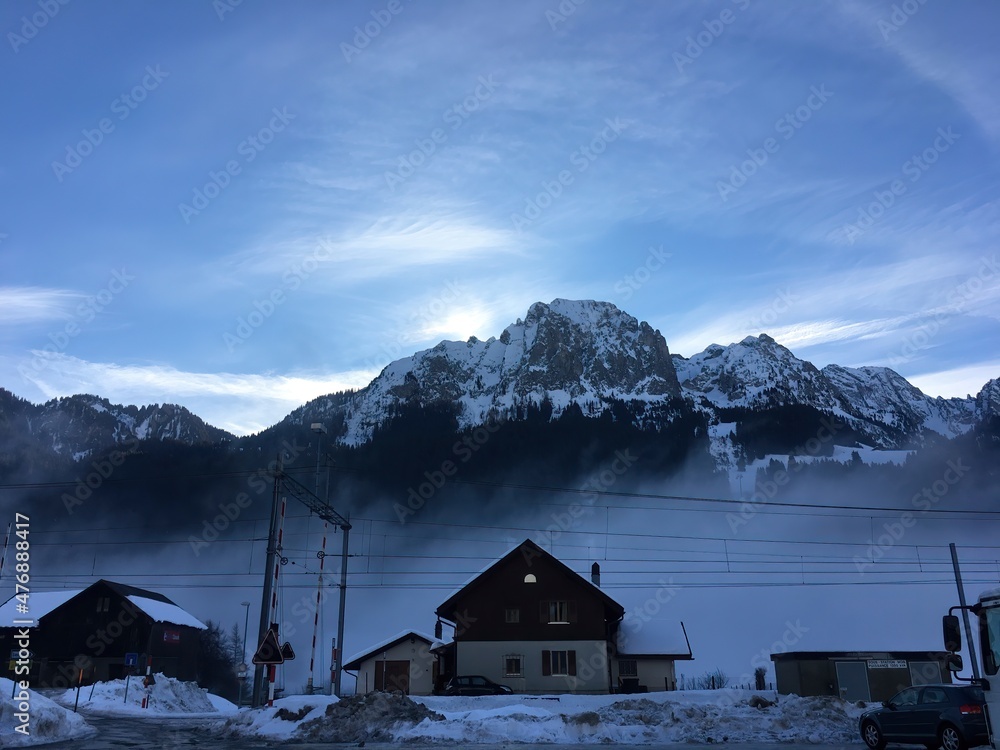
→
(2, 0, 999, 435)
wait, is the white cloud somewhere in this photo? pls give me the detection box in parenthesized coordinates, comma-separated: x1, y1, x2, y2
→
(15, 353, 377, 436)
(908, 361, 1000, 399)
(0, 287, 81, 325)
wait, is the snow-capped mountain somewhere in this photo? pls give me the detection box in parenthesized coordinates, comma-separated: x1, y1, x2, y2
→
(0, 389, 232, 459)
(287, 300, 994, 456)
(286, 299, 683, 445)
(671, 333, 977, 446)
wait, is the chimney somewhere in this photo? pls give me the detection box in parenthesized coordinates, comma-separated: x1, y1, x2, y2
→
(591, 562, 601, 587)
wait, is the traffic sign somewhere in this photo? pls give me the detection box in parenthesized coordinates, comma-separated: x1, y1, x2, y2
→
(280, 642, 295, 661)
(125, 652, 138, 667)
(252, 629, 284, 665)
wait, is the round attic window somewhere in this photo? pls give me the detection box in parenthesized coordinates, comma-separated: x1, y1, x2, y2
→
(524, 574, 537, 583)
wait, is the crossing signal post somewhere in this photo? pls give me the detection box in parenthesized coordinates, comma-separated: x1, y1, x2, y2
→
(251, 456, 351, 706)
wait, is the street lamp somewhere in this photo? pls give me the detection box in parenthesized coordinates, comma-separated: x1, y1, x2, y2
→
(238, 601, 251, 707)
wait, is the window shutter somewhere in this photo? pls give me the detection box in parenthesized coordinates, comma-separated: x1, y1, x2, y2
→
(568, 600, 578, 623)
(542, 650, 551, 676)
(540, 601, 548, 623)
(568, 650, 577, 676)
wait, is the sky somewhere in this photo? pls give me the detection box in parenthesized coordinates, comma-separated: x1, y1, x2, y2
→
(2, 0, 1000, 437)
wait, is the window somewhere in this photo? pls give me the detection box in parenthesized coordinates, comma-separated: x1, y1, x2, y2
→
(95, 597, 110, 613)
(619, 659, 638, 678)
(891, 687, 920, 707)
(542, 649, 576, 677)
(524, 574, 537, 583)
(921, 687, 948, 705)
(540, 600, 576, 624)
(505, 608, 520, 623)
(503, 654, 523, 677)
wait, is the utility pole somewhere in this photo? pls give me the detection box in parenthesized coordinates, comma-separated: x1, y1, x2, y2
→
(256, 457, 351, 698)
(950, 543, 982, 680)
(252, 455, 283, 708)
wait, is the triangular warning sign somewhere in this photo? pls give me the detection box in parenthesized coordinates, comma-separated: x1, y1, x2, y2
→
(281, 641, 296, 661)
(252, 629, 284, 665)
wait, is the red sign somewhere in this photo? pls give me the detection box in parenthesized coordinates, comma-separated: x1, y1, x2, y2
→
(163, 629, 181, 644)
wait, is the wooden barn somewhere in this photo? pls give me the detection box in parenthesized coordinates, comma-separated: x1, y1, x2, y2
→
(0, 579, 206, 687)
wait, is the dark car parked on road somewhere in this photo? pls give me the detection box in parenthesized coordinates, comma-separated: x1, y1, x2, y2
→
(437, 675, 513, 696)
(859, 683, 989, 750)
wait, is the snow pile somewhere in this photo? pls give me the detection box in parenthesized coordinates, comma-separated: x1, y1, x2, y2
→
(222, 692, 442, 743)
(54, 673, 234, 716)
(406, 690, 865, 744)
(0, 677, 94, 747)
(221, 689, 866, 744)
(221, 694, 341, 740)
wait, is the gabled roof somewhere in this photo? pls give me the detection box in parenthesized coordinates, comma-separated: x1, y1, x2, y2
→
(0, 579, 206, 630)
(435, 538, 624, 620)
(342, 630, 439, 670)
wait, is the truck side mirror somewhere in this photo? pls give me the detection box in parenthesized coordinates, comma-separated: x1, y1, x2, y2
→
(943, 615, 962, 653)
(947, 653, 963, 672)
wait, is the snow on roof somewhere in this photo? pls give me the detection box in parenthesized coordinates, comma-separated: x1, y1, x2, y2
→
(617, 618, 691, 657)
(126, 595, 207, 630)
(0, 589, 83, 627)
(343, 629, 438, 668)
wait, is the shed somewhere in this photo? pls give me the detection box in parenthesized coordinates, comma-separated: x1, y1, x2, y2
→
(770, 651, 953, 702)
(342, 630, 439, 695)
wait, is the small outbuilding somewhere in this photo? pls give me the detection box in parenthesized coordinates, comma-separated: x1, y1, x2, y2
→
(771, 650, 954, 702)
(342, 630, 439, 695)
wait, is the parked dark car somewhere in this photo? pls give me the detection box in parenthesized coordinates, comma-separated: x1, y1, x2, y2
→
(859, 683, 989, 750)
(437, 675, 513, 696)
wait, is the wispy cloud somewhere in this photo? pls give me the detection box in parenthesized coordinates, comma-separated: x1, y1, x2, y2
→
(16, 353, 377, 436)
(909, 361, 1000, 400)
(0, 287, 82, 325)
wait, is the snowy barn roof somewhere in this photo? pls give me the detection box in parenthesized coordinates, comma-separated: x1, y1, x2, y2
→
(0, 580, 206, 630)
(0, 589, 83, 627)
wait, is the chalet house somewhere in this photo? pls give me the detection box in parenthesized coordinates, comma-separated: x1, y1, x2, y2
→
(0, 579, 206, 687)
(342, 630, 439, 695)
(433, 539, 692, 694)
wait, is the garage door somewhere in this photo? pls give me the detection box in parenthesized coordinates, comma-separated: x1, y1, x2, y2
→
(374, 660, 410, 693)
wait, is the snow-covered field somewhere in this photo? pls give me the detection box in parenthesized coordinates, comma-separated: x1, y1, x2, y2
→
(222, 688, 868, 745)
(3, 676, 866, 746)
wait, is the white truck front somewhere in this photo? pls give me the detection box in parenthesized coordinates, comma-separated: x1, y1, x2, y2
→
(976, 589, 1000, 749)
